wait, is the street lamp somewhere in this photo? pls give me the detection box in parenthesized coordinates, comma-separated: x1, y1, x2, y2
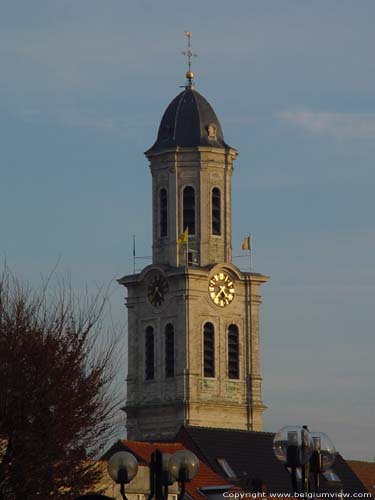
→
(273, 425, 336, 494)
(309, 432, 336, 493)
(108, 451, 139, 500)
(169, 450, 200, 500)
(108, 448, 199, 500)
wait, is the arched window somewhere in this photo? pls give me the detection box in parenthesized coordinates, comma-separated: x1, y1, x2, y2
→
(160, 188, 168, 237)
(145, 326, 154, 380)
(203, 322, 215, 377)
(228, 324, 239, 379)
(183, 186, 195, 235)
(165, 323, 174, 378)
(212, 187, 221, 235)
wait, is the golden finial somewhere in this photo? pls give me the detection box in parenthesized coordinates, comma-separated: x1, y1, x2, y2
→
(181, 31, 198, 87)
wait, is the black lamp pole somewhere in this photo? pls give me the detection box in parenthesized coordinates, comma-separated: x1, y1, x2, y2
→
(310, 436, 322, 494)
(177, 466, 188, 500)
(118, 468, 130, 500)
(147, 449, 167, 500)
(147, 449, 192, 500)
(108, 448, 198, 500)
(286, 442, 299, 493)
(285, 426, 323, 495)
(301, 425, 310, 494)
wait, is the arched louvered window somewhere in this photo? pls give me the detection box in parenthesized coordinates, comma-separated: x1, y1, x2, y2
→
(145, 326, 154, 380)
(160, 188, 168, 237)
(212, 187, 221, 235)
(203, 322, 215, 377)
(183, 186, 195, 235)
(228, 324, 239, 379)
(165, 323, 174, 378)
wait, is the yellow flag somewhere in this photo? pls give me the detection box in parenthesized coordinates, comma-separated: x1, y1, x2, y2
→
(242, 235, 251, 251)
(177, 228, 188, 245)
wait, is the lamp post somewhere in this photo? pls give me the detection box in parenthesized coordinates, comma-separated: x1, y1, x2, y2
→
(273, 425, 336, 494)
(169, 450, 200, 500)
(108, 451, 139, 500)
(108, 449, 199, 500)
(309, 431, 336, 493)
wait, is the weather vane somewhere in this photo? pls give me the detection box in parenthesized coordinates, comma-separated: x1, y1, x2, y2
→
(182, 31, 198, 87)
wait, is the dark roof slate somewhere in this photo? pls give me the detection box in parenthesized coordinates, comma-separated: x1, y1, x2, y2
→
(146, 87, 232, 153)
(177, 426, 369, 497)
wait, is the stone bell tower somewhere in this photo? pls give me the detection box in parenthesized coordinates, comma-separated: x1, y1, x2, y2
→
(119, 64, 269, 441)
(147, 85, 235, 269)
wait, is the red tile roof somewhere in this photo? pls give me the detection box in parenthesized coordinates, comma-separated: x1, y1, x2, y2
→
(119, 440, 231, 500)
(347, 461, 375, 498)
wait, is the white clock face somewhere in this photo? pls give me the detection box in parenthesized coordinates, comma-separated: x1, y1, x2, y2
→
(208, 272, 235, 307)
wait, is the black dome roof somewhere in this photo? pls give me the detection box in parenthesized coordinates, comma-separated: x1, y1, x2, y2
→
(146, 87, 231, 153)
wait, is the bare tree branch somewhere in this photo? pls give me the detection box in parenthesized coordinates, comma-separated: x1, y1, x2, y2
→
(0, 267, 123, 499)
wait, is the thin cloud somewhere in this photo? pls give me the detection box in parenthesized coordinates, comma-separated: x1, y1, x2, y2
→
(279, 109, 375, 139)
(56, 108, 154, 142)
(57, 109, 118, 132)
(14, 105, 152, 140)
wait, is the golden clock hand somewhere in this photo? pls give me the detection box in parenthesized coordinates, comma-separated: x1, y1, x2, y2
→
(214, 286, 226, 301)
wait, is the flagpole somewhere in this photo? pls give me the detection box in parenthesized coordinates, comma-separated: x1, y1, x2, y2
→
(133, 235, 136, 274)
(177, 234, 179, 268)
(248, 233, 253, 427)
(249, 234, 252, 273)
(185, 228, 189, 270)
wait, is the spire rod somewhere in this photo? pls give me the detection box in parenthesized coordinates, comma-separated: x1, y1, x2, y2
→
(181, 31, 198, 87)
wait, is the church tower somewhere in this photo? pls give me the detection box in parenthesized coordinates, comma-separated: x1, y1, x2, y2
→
(119, 65, 269, 441)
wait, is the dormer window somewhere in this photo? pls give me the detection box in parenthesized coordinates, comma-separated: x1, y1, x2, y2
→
(207, 123, 217, 140)
(323, 470, 341, 483)
(216, 458, 237, 479)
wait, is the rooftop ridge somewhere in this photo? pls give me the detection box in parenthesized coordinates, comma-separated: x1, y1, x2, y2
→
(185, 424, 276, 436)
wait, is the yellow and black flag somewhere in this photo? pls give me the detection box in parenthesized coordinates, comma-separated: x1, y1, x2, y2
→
(242, 235, 251, 251)
(177, 227, 188, 245)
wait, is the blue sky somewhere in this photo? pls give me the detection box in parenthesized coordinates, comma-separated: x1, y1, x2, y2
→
(1, 1, 374, 460)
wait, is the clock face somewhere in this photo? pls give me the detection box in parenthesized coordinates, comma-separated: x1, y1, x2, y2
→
(208, 272, 235, 307)
(147, 273, 168, 307)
